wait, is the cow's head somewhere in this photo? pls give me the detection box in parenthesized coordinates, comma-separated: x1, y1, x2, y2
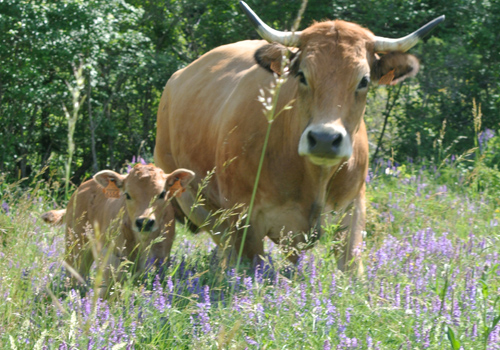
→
(242, 1, 444, 167)
(94, 164, 195, 234)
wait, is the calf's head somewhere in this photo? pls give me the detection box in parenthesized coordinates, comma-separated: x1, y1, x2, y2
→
(94, 164, 195, 236)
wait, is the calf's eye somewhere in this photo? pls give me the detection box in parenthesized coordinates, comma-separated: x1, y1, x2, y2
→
(125, 193, 131, 200)
(296, 71, 307, 85)
(158, 190, 166, 200)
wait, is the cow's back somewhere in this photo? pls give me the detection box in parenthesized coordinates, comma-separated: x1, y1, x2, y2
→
(156, 41, 268, 169)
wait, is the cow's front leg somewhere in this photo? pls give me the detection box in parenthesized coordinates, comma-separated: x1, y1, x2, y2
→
(335, 185, 365, 275)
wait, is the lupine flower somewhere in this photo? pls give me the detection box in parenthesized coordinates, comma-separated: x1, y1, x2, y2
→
(1, 201, 9, 215)
(246, 336, 258, 346)
(152, 275, 166, 313)
(478, 128, 495, 150)
(345, 308, 352, 324)
(324, 299, 337, 328)
(366, 334, 373, 348)
(404, 285, 411, 310)
(394, 283, 401, 308)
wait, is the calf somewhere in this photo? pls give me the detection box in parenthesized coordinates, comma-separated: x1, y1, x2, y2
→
(42, 164, 194, 296)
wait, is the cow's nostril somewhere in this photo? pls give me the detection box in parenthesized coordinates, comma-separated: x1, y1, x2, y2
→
(331, 133, 343, 148)
(307, 130, 317, 148)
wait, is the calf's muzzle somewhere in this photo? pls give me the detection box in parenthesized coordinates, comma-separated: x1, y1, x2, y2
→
(136, 218, 156, 232)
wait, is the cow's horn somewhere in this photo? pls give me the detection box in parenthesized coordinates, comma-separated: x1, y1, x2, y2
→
(239, 1, 301, 47)
(374, 15, 445, 53)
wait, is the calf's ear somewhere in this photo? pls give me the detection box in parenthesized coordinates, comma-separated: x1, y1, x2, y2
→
(94, 170, 127, 191)
(255, 43, 299, 75)
(166, 169, 195, 198)
(371, 52, 420, 85)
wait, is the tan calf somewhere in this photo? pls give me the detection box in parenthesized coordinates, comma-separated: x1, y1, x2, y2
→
(42, 164, 194, 296)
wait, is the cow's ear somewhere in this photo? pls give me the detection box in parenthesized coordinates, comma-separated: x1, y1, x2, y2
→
(255, 43, 299, 75)
(165, 169, 195, 198)
(371, 52, 420, 85)
(94, 170, 126, 190)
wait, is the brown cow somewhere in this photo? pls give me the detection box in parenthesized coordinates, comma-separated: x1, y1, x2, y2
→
(154, 2, 444, 274)
(42, 164, 194, 296)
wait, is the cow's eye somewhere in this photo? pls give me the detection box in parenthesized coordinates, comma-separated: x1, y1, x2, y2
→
(357, 76, 370, 90)
(158, 190, 167, 200)
(296, 71, 307, 85)
(125, 193, 131, 200)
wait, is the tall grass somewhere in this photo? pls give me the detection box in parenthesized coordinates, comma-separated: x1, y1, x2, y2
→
(62, 64, 85, 201)
(1, 153, 499, 348)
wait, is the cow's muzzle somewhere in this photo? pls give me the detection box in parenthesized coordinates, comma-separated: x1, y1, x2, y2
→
(299, 125, 352, 165)
(307, 130, 344, 157)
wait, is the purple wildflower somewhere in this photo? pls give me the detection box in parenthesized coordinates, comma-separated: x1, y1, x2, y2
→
(152, 275, 166, 313)
(351, 338, 359, 347)
(452, 299, 461, 327)
(394, 283, 401, 308)
(1, 201, 8, 215)
(345, 307, 352, 324)
(324, 299, 337, 328)
(414, 298, 421, 318)
(244, 276, 253, 294)
(471, 323, 478, 339)
(404, 285, 411, 310)
(479, 128, 495, 151)
(298, 282, 307, 309)
(245, 336, 258, 346)
(366, 334, 373, 348)
(488, 324, 499, 344)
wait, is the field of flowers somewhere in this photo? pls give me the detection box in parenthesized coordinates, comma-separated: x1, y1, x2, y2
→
(0, 157, 499, 349)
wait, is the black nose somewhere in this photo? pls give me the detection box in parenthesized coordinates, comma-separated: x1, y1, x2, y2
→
(136, 218, 155, 231)
(307, 130, 343, 156)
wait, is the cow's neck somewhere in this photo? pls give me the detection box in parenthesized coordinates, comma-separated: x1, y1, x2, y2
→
(304, 159, 348, 227)
(308, 166, 330, 226)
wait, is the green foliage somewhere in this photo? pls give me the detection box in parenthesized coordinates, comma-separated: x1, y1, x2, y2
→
(0, 0, 158, 185)
(0, 0, 499, 190)
(483, 135, 500, 169)
(447, 326, 461, 350)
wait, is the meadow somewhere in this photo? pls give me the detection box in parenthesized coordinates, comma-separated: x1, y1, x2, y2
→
(1, 0, 499, 348)
(1, 151, 499, 349)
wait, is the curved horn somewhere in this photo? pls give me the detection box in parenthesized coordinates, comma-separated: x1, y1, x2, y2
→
(374, 15, 445, 53)
(239, 1, 301, 47)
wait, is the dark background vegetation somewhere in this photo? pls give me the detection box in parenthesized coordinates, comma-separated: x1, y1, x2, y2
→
(1, 0, 499, 186)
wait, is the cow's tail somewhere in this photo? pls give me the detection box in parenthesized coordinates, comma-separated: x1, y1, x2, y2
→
(41, 209, 66, 226)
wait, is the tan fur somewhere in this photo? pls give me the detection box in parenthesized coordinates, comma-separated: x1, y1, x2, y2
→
(43, 164, 194, 296)
(372, 52, 420, 85)
(155, 20, 421, 274)
(41, 209, 66, 226)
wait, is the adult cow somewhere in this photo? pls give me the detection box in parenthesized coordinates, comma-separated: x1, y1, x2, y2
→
(154, 1, 444, 273)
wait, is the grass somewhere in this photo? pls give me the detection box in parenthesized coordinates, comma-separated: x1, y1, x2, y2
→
(1, 156, 499, 349)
